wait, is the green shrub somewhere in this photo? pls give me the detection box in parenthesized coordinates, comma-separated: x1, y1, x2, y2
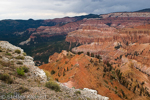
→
(0, 50, 2, 52)
(104, 80, 108, 84)
(17, 86, 29, 94)
(16, 61, 23, 65)
(90, 59, 93, 63)
(78, 51, 83, 55)
(55, 78, 59, 81)
(74, 91, 81, 95)
(17, 68, 25, 76)
(45, 81, 60, 92)
(91, 53, 94, 57)
(0, 73, 13, 84)
(87, 52, 90, 56)
(21, 66, 29, 73)
(63, 71, 65, 76)
(23, 52, 27, 56)
(5, 53, 11, 56)
(16, 56, 25, 60)
(15, 49, 21, 54)
(51, 70, 55, 75)
(86, 97, 91, 100)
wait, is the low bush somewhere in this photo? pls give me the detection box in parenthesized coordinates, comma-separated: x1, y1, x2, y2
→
(104, 79, 108, 84)
(45, 81, 60, 92)
(51, 70, 55, 75)
(17, 86, 29, 94)
(16, 56, 25, 60)
(17, 68, 25, 76)
(5, 53, 11, 56)
(0, 73, 13, 84)
(15, 49, 21, 54)
(44, 70, 52, 81)
(21, 66, 29, 73)
(23, 52, 27, 56)
(16, 61, 23, 65)
(74, 91, 81, 95)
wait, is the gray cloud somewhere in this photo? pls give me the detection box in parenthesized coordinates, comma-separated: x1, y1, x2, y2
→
(0, 0, 150, 20)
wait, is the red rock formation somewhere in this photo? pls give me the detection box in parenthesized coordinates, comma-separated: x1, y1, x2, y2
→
(30, 20, 84, 38)
(25, 12, 150, 41)
(38, 12, 150, 100)
(66, 26, 116, 44)
(66, 24, 150, 45)
(27, 28, 36, 32)
(39, 51, 126, 99)
(39, 50, 150, 100)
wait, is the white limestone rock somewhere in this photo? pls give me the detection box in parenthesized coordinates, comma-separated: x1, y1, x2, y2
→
(83, 88, 97, 95)
(0, 41, 47, 83)
(2, 57, 9, 62)
(24, 56, 35, 66)
(0, 41, 24, 53)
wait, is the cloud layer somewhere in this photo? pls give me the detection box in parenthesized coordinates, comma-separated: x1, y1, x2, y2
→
(0, 0, 150, 20)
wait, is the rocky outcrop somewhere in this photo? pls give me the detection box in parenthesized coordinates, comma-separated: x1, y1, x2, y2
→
(48, 50, 69, 63)
(19, 38, 31, 45)
(121, 43, 150, 75)
(58, 83, 109, 100)
(0, 41, 24, 53)
(0, 41, 47, 83)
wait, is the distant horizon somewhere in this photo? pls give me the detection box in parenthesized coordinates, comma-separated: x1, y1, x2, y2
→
(0, 7, 150, 21)
(0, 0, 150, 20)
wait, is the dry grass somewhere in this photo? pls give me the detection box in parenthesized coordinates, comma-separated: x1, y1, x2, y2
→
(17, 86, 29, 94)
(43, 69, 53, 81)
(0, 73, 13, 84)
(0, 60, 11, 67)
(45, 81, 61, 92)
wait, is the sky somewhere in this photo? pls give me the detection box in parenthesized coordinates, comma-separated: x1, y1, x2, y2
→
(0, 0, 150, 20)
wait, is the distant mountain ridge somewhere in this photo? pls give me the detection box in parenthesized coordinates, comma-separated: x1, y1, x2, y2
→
(136, 8, 150, 12)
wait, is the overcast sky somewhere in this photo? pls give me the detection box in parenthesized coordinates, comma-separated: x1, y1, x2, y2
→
(0, 0, 150, 20)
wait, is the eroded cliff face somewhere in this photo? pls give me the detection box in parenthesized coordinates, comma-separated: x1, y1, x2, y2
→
(39, 50, 150, 100)
(40, 51, 122, 99)
(66, 24, 150, 45)
(31, 16, 150, 40)
(14, 11, 150, 46)
(71, 42, 150, 75)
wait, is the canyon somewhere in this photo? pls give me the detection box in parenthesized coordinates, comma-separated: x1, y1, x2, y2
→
(1, 9, 150, 100)
(39, 11, 150, 100)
